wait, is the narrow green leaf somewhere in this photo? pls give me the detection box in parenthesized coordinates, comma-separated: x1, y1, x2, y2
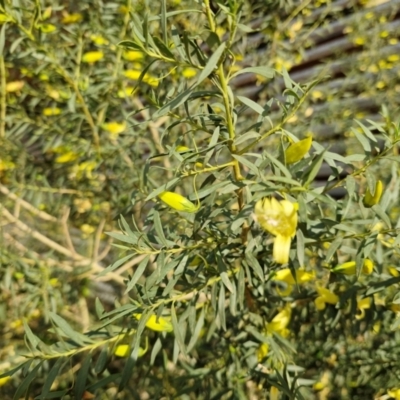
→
(171, 303, 186, 354)
(153, 37, 174, 59)
(0, 23, 6, 55)
(95, 298, 105, 320)
(23, 320, 41, 351)
(372, 204, 391, 228)
(325, 236, 343, 262)
(87, 374, 121, 393)
(304, 149, 325, 186)
(41, 358, 66, 397)
(354, 120, 377, 142)
(234, 130, 261, 146)
(145, 177, 180, 201)
(230, 66, 274, 80)
(351, 127, 371, 153)
(13, 361, 43, 400)
(237, 95, 264, 114)
(153, 88, 193, 119)
(218, 283, 226, 330)
(187, 309, 204, 352)
(125, 255, 150, 293)
(245, 252, 264, 282)
(220, 271, 234, 293)
(196, 42, 226, 86)
(98, 253, 135, 277)
(296, 229, 305, 267)
(150, 337, 163, 365)
(118, 40, 142, 51)
(153, 210, 168, 247)
(94, 346, 109, 375)
(49, 312, 94, 346)
(238, 267, 245, 310)
(232, 154, 259, 176)
(160, 0, 167, 43)
(74, 352, 92, 400)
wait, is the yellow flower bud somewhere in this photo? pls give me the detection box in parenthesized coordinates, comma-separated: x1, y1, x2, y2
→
(363, 180, 383, 207)
(182, 67, 197, 79)
(176, 146, 190, 153)
(61, 12, 82, 24)
(114, 344, 147, 358)
(43, 107, 61, 116)
(82, 51, 104, 63)
(102, 121, 126, 139)
(37, 23, 56, 33)
(133, 313, 173, 332)
(332, 259, 374, 275)
(285, 136, 312, 165)
(6, 81, 24, 92)
(0, 376, 10, 387)
(122, 50, 144, 61)
(158, 191, 198, 213)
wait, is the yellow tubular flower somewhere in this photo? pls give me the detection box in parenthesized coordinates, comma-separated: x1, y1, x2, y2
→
(6, 81, 24, 92)
(272, 268, 315, 284)
(315, 287, 339, 310)
(254, 197, 298, 264)
(133, 313, 173, 332)
(332, 259, 374, 275)
(158, 191, 198, 213)
(356, 297, 371, 320)
(363, 180, 383, 208)
(285, 136, 313, 165)
(82, 51, 104, 63)
(114, 339, 148, 358)
(267, 304, 291, 337)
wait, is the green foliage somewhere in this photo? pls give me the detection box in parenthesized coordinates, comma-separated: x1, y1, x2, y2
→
(1, 0, 400, 399)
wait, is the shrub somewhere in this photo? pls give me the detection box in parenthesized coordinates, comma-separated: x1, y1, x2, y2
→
(1, 1, 400, 399)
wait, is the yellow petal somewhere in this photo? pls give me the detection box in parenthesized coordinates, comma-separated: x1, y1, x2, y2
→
(273, 235, 291, 264)
(316, 287, 339, 305)
(285, 136, 312, 164)
(388, 389, 400, 400)
(55, 151, 78, 163)
(315, 296, 326, 310)
(357, 297, 371, 319)
(122, 50, 144, 61)
(332, 261, 356, 275)
(182, 67, 197, 79)
(257, 343, 269, 362)
(0, 376, 10, 387)
(82, 51, 104, 63)
(133, 313, 173, 332)
(158, 191, 198, 213)
(114, 344, 147, 357)
(254, 197, 298, 238)
(273, 268, 315, 284)
(38, 23, 56, 33)
(267, 305, 291, 333)
(176, 146, 190, 153)
(6, 81, 24, 92)
(43, 107, 61, 116)
(363, 180, 383, 207)
(61, 13, 82, 24)
(102, 121, 126, 135)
